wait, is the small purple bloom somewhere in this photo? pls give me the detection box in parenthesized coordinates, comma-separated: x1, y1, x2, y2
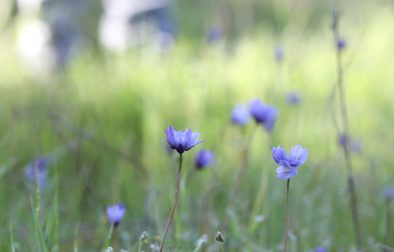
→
(249, 99, 278, 132)
(286, 92, 301, 105)
(166, 126, 204, 154)
(195, 149, 215, 169)
(272, 145, 308, 180)
(338, 133, 349, 147)
(274, 44, 284, 62)
(24, 157, 49, 186)
(337, 38, 346, 50)
(314, 246, 328, 252)
(207, 27, 222, 43)
(107, 203, 126, 226)
(231, 105, 250, 126)
(385, 186, 394, 201)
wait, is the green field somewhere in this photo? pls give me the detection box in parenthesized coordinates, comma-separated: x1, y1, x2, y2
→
(0, 1, 393, 251)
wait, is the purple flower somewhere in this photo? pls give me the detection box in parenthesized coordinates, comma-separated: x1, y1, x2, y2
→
(107, 203, 126, 226)
(286, 92, 301, 105)
(338, 133, 349, 147)
(314, 246, 328, 252)
(207, 27, 223, 43)
(337, 38, 346, 50)
(24, 157, 49, 186)
(166, 126, 204, 154)
(249, 99, 278, 132)
(274, 44, 284, 62)
(338, 133, 363, 153)
(231, 105, 250, 126)
(195, 149, 215, 169)
(272, 145, 308, 180)
(385, 186, 394, 201)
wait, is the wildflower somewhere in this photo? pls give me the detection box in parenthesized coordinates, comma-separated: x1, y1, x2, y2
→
(24, 157, 49, 186)
(274, 44, 284, 62)
(385, 187, 394, 201)
(338, 133, 349, 147)
(249, 99, 278, 132)
(166, 126, 203, 154)
(207, 26, 222, 43)
(195, 149, 215, 169)
(314, 246, 328, 252)
(106, 203, 126, 227)
(286, 92, 301, 106)
(272, 145, 308, 180)
(337, 38, 346, 50)
(231, 105, 250, 126)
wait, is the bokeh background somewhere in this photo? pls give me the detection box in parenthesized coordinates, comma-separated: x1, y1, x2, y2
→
(0, 0, 393, 251)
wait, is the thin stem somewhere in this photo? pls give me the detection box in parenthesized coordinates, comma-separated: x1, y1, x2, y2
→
(331, 6, 362, 248)
(103, 224, 114, 249)
(223, 126, 257, 231)
(248, 136, 272, 233)
(384, 199, 392, 250)
(231, 126, 257, 202)
(10, 222, 15, 252)
(160, 154, 183, 252)
(284, 179, 290, 252)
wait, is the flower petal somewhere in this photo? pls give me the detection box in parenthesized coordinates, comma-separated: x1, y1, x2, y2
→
(272, 146, 287, 165)
(288, 145, 308, 167)
(276, 166, 298, 180)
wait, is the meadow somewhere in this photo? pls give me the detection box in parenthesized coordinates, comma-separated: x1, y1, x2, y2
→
(0, 1, 393, 251)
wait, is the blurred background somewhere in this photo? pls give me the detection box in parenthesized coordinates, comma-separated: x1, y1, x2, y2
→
(0, 0, 393, 251)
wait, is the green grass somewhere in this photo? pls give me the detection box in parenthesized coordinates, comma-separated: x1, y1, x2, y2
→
(0, 4, 393, 251)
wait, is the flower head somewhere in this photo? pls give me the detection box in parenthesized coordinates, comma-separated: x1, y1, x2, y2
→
(231, 105, 250, 126)
(107, 203, 126, 226)
(272, 145, 308, 180)
(274, 44, 284, 62)
(286, 92, 301, 106)
(24, 157, 49, 186)
(195, 149, 215, 169)
(385, 186, 394, 201)
(207, 26, 223, 43)
(249, 99, 278, 132)
(314, 246, 328, 252)
(337, 38, 347, 50)
(166, 126, 203, 154)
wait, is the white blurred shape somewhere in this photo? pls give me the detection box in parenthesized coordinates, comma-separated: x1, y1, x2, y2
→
(17, 0, 42, 14)
(17, 19, 54, 73)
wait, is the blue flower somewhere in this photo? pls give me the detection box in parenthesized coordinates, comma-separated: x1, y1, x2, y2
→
(337, 38, 347, 50)
(272, 145, 308, 180)
(207, 26, 223, 43)
(107, 203, 126, 226)
(195, 149, 215, 169)
(249, 99, 278, 132)
(385, 186, 394, 201)
(166, 126, 204, 154)
(24, 157, 49, 186)
(274, 44, 284, 62)
(286, 92, 301, 106)
(231, 105, 250, 126)
(314, 246, 328, 252)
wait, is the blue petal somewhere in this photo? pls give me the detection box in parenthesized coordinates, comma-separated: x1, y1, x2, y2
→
(166, 126, 176, 146)
(288, 145, 308, 167)
(276, 166, 298, 180)
(272, 146, 287, 165)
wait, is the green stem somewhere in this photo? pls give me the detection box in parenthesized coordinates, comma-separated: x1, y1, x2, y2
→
(103, 224, 114, 250)
(331, 6, 362, 248)
(284, 179, 290, 252)
(10, 222, 15, 252)
(159, 154, 183, 252)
